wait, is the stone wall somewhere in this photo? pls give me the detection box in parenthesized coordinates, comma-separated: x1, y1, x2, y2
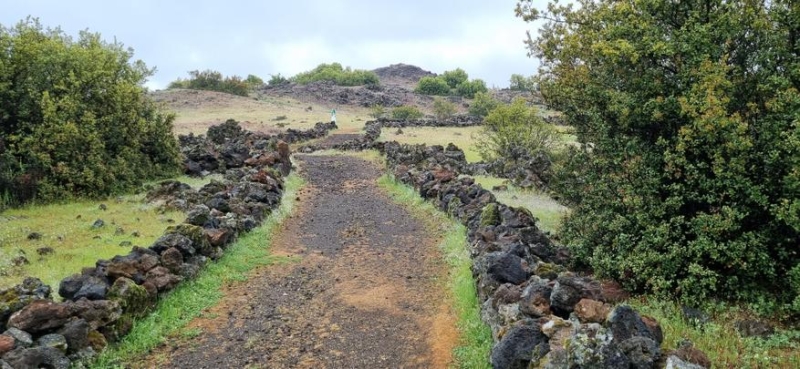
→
(377, 141, 711, 369)
(0, 121, 336, 368)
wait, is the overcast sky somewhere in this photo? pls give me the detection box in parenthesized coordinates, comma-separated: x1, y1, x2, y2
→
(1, 1, 547, 90)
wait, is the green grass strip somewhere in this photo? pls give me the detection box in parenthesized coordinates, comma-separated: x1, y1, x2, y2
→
(377, 174, 492, 369)
(91, 173, 305, 368)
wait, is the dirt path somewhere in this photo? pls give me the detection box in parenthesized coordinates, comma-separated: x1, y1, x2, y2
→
(140, 155, 457, 368)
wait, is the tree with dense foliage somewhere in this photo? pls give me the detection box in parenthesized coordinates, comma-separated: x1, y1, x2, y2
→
(0, 19, 180, 206)
(518, 0, 800, 314)
(455, 79, 488, 98)
(168, 69, 250, 96)
(292, 63, 379, 86)
(468, 92, 501, 118)
(442, 68, 469, 89)
(268, 73, 289, 86)
(415, 76, 451, 95)
(509, 74, 537, 92)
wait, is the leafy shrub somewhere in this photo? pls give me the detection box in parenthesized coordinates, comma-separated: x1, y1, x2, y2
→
(268, 73, 289, 86)
(468, 92, 500, 118)
(509, 74, 537, 91)
(442, 68, 469, 89)
(292, 63, 379, 86)
(168, 70, 251, 96)
(455, 79, 488, 99)
(0, 19, 180, 206)
(432, 98, 457, 121)
(415, 76, 451, 95)
(391, 106, 424, 121)
(369, 104, 386, 120)
(475, 98, 556, 161)
(245, 74, 264, 89)
(520, 0, 800, 314)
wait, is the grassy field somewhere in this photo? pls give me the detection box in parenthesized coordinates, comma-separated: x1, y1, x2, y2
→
(0, 175, 215, 292)
(92, 173, 304, 368)
(379, 126, 484, 162)
(155, 89, 371, 135)
(378, 174, 492, 369)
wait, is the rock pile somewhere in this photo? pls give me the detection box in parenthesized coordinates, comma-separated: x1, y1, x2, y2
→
(0, 120, 335, 368)
(377, 141, 711, 369)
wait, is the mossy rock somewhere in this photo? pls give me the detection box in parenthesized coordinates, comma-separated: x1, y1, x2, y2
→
(480, 203, 501, 227)
(535, 262, 565, 280)
(447, 197, 463, 218)
(106, 277, 151, 318)
(87, 329, 107, 351)
(166, 224, 211, 255)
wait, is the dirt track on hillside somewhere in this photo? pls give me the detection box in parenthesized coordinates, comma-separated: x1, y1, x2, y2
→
(137, 155, 457, 368)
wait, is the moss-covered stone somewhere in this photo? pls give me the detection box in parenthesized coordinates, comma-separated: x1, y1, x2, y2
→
(535, 262, 565, 280)
(166, 224, 211, 255)
(447, 197, 463, 218)
(87, 329, 107, 351)
(480, 203, 501, 227)
(106, 278, 151, 318)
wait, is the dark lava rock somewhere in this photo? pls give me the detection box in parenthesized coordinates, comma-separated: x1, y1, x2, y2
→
(734, 319, 774, 338)
(550, 276, 601, 317)
(486, 252, 528, 285)
(151, 233, 195, 256)
(2, 346, 70, 369)
(58, 275, 108, 301)
(57, 319, 90, 354)
(36, 333, 67, 353)
(91, 219, 105, 229)
(26, 232, 42, 241)
(619, 336, 660, 369)
(490, 320, 549, 369)
(36, 247, 55, 256)
(519, 278, 552, 318)
(608, 305, 657, 342)
(185, 204, 211, 226)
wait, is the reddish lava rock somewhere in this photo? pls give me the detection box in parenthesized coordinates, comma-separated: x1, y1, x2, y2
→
(574, 298, 611, 324)
(0, 334, 15, 355)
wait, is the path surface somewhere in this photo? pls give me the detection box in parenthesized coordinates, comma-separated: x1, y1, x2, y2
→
(140, 155, 457, 368)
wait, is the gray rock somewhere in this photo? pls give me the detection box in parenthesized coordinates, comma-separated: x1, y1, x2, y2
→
(681, 306, 709, 327)
(185, 205, 211, 226)
(734, 319, 774, 338)
(59, 275, 108, 301)
(0, 360, 12, 369)
(619, 336, 660, 369)
(2, 328, 32, 348)
(666, 355, 707, 369)
(519, 278, 552, 317)
(490, 320, 549, 369)
(36, 333, 67, 353)
(2, 346, 70, 369)
(91, 219, 105, 229)
(57, 319, 89, 354)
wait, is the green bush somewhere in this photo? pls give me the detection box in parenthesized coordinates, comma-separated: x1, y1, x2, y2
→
(475, 98, 556, 161)
(455, 79, 488, 99)
(168, 70, 251, 96)
(468, 92, 500, 118)
(268, 73, 289, 86)
(245, 74, 264, 89)
(509, 74, 536, 92)
(391, 106, 424, 121)
(0, 19, 180, 206)
(415, 76, 451, 95)
(432, 98, 457, 121)
(442, 68, 469, 89)
(369, 104, 386, 120)
(292, 63, 379, 86)
(520, 0, 800, 314)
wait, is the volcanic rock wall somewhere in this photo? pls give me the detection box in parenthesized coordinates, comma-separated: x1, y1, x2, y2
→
(0, 121, 336, 368)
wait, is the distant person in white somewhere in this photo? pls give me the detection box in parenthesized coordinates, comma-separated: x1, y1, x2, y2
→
(330, 109, 337, 123)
